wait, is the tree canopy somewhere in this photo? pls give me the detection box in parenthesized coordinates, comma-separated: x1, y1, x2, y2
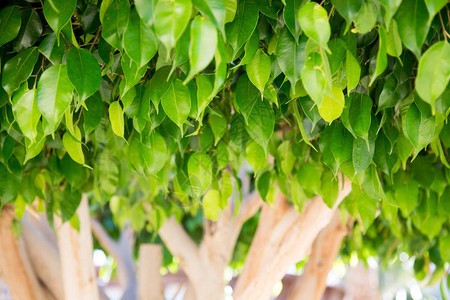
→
(0, 0, 449, 292)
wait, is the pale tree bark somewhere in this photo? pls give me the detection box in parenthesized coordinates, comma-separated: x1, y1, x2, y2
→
(158, 167, 263, 300)
(233, 176, 352, 300)
(346, 262, 381, 300)
(56, 195, 99, 300)
(285, 210, 350, 300)
(138, 244, 164, 300)
(0, 204, 45, 300)
(91, 219, 137, 299)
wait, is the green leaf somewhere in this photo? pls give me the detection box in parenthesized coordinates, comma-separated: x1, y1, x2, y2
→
(404, 102, 435, 158)
(83, 92, 103, 135)
(246, 141, 266, 176)
(100, 0, 130, 50)
(124, 8, 159, 68)
(185, 16, 218, 83)
(302, 52, 327, 106)
(394, 179, 419, 216)
(43, 0, 76, 36)
(66, 48, 102, 103)
(415, 41, 450, 109)
(108, 101, 124, 138)
(192, 0, 226, 35)
(346, 50, 360, 94)
(121, 53, 147, 93)
(352, 120, 376, 174)
(161, 79, 191, 130)
(188, 153, 213, 197)
(36, 64, 74, 133)
(154, 0, 192, 53)
(331, 0, 364, 29)
(225, 0, 259, 57)
(195, 74, 214, 118)
(0, 158, 22, 203)
(135, 0, 155, 26)
(210, 38, 227, 98)
(330, 122, 354, 164)
(203, 189, 221, 220)
(13, 9, 43, 52)
(395, 0, 429, 59)
(327, 38, 347, 74)
(283, 0, 305, 41)
(0, 6, 21, 47)
(376, 0, 402, 26)
(386, 20, 403, 58)
(12, 89, 41, 142)
(297, 2, 331, 50)
(247, 49, 271, 97)
(39, 32, 66, 65)
(357, 193, 378, 232)
(141, 132, 168, 173)
(297, 162, 322, 195)
(145, 66, 173, 111)
(318, 85, 345, 123)
(320, 169, 339, 207)
(353, 0, 377, 34)
(63, 126, 85, 165)
(349, 93, 372, 142)
(369, 27, 387, 86)
(209, 109, 227, 145)
(61, 187, 81, 222)
(235, 74, 259, 123)
(246, 99, 274, 152)
(276, 29, 307, 91)
(425, 0, 447, 21)
(277, 140, 296, 176)
(362, 164, 384, 200)
(2, 47, 39, 96)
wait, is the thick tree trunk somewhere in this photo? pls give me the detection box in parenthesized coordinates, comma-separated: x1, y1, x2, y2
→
(56, 195, 99, 300)
(286, 210, 349, 300)
(138, 244, 164, 300)
(0, 205, 44, 300)
(233, 177, 352, 300)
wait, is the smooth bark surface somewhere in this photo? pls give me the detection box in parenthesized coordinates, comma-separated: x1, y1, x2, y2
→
(138, 244, 164, 300)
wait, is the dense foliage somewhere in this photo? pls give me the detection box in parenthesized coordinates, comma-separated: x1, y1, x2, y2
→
(0, 0, 449, 284)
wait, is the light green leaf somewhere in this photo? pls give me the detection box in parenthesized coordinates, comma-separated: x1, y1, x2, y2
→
(318, 85, 345, 123)
(394, 180, 419, 216)
(376, 0, 402, 26)
(210, 38, 227, 98)
(415, 41, 450, 108)
(425, 0, 447, 21)
(141, 132, 168, 173)
(161, 78, 191, 130)
(0, 6, 21, 47)
(43, 0, 76, 36)
(39, 32, 66, 65)
(369, 27, 387, 86)
(386, 20, 403, 58)
(124, 8, 159, 68)
(209, 108, 227, 145)
(192, 0, 226, 35)
(66, 48, 102, 103)
(302, 52, 327, 106)
(225, 0, 259, 57)
(353, 0, 377, 34)
(246, 141, 266, 176)
(145, 66, 173, 111)
(12, 89, 41, 142)
(283, 0, 305, 41)
(346, 50, 360, 94)
(277, 29, 307, 91)
(320, 169, 339, 207)
(224, 0, 237, 23)
(185, 16, 218, 83)
(196, 74, 214, 118)
(297, 2, 331, 49)
(203, 189, 221, 220)
(62, 126, 85, 165)
(121, 53, 147, 93)
(352, 119, 376, 173)
(2, 47, 39, 96)
(247, 49, 271, 97)
(100, 0, 130, 50)
(188, 153, 213, 197)
(108, 101, 124, 138)
(154, 0, 192, 52)
(277, 140, 296, 176)
(246, 99, 274, 152)
(395, 0, 429, 58)
(36, 64, 74, 133)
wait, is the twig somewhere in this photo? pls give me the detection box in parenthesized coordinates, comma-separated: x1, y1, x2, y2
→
(89, 26, 102, 52)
